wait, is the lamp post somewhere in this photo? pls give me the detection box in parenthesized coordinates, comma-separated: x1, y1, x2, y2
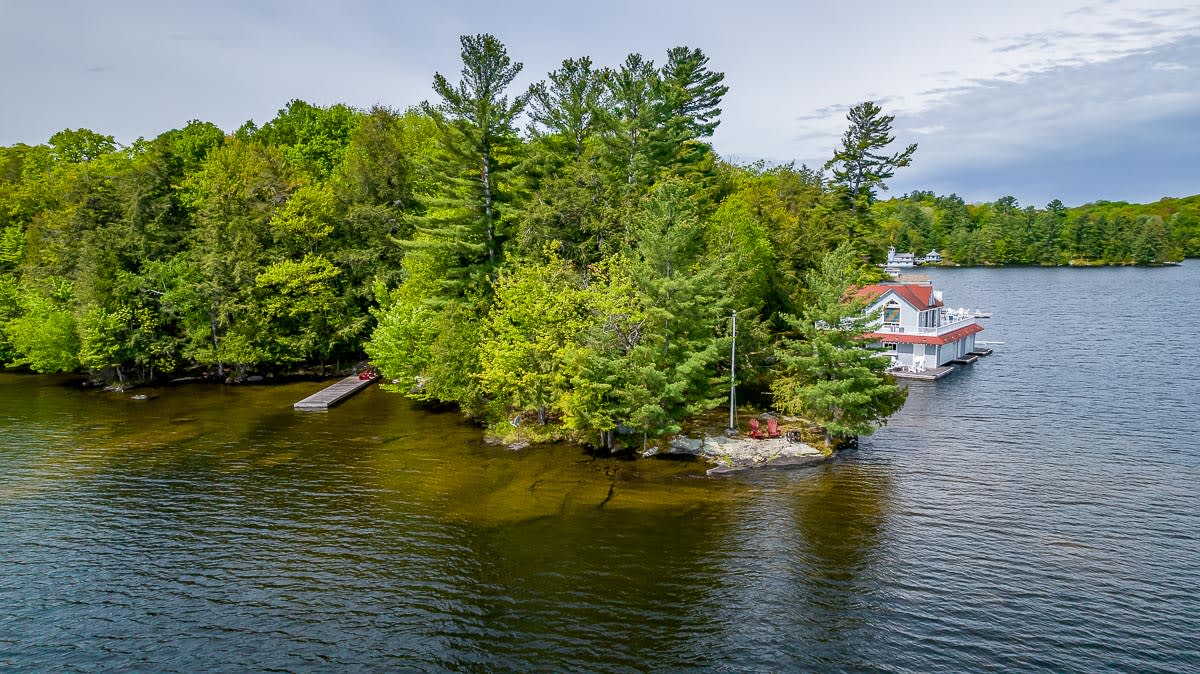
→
(726, 310, 737, 436)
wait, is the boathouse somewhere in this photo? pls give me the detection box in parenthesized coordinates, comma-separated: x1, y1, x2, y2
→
(855, 280, 982, 370)
(885, 246, 916, 267)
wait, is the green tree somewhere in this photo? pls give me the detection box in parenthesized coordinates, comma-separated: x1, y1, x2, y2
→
(254, 99, 360, 180)
(1132, 215, 1171, 264)
(624, 182, 728, 438)
(5, 281, 80, 373)
(48, 128, 117, 163)
(597, 53, 663, 204)
(517, 57, 608, 263)
(770, 245, 906, 447)
(479, 254, 586, 426)
(413, 33, 528, 298)
(334, 107, 436, 298)
(556, 257, 652, 449)
(255, 253, 358, 371)
(183, 139, 295, 375)
(655, 46, 727, 196)
(824, 101, 916, 246)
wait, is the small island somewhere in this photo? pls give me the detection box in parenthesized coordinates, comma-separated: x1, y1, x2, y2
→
(0, 34, 1192, 457)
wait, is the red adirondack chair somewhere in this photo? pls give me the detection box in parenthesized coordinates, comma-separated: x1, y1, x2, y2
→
(766, 417, 782, 438)
(748, 418, 764, 439)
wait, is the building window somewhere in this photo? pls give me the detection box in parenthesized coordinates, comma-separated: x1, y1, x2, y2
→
(883, 301, 901, 325)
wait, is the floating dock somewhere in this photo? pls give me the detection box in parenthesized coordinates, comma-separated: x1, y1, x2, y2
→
(950, 354, 980, 365)
(294, 375, 376, 411)
(891, 365, 956, 381)
(969, 348, 994, 357)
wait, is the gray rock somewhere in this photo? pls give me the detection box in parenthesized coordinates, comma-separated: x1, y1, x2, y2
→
(669, 436, 705, 455)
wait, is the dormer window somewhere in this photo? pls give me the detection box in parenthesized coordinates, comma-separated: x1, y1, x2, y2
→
(883, 300, 901, 325)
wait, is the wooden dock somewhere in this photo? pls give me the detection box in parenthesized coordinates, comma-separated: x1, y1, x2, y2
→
(294, 375, 377, 411)
(892, 365, 956, 381)
(950, 354, 980, 365)
(969, 348, 994, 357)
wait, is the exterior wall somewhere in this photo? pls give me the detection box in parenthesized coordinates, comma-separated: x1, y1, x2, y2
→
(866, 294, 923, 331)
(882, 336, 976, 369)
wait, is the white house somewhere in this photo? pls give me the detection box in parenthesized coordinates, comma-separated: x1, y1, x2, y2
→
(923, 249, 943, 263)
(886, 246, 916, 267)
(855, 280, 982, 370)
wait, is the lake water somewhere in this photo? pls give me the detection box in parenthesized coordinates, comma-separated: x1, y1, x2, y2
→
(1, 264, 1198, 672)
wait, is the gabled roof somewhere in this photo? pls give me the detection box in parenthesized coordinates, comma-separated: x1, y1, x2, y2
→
(854, 283, 943, 310)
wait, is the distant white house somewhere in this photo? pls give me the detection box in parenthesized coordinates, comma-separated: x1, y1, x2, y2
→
(855, 280, 982, 370)
(886, 246, 916, 267)
(922, 249, 943, 264)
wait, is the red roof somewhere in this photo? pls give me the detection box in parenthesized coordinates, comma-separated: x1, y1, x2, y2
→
(863, 322, 983, 345)
(854, 283, 943, 309)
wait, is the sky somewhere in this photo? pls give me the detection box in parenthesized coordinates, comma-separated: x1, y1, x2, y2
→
(2, 0, 1198, 206)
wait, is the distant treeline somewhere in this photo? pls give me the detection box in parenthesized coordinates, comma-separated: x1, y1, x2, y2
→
(0, 33, 1184, 446)
(874, 191, 1196, 265)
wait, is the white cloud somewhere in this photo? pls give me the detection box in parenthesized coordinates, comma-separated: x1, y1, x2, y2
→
(776, 1, 1200, 166)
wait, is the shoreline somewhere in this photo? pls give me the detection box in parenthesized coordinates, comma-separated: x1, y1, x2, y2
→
(13, 368, 838, 474)
(653, 433, 830, 476)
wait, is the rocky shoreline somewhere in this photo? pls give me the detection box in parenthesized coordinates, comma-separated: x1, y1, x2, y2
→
(650, 433, 829, 475)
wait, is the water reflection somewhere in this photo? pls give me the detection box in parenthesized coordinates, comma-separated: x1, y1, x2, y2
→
(788, 459, 893, 668)
(433, 502, 738, 671)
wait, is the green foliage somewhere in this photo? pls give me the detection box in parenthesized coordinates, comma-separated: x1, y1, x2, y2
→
(5, 281, 80, 373)
(183, 139, 295, 373)
(479, 254, 586, 425)
(48, 128, 117, 163)
(876, 192, 1189, 265)
(255, 253, 357, 367)
(253, 100, 360, 180)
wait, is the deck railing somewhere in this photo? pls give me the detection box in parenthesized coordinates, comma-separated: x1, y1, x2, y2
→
(873, 315, 979, 337)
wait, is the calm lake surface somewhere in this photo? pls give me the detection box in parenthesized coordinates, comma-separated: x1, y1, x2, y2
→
(2, 264, 1198, 672)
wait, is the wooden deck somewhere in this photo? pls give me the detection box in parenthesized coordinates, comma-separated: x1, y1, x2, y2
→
(950, 354, 980, 365)
(968, 348, 994, 357)
(891, 365, 956, 381)
(294, 375, 377, 411)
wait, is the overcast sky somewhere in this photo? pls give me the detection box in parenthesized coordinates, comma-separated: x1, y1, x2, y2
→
(2, 0, 1197, 206)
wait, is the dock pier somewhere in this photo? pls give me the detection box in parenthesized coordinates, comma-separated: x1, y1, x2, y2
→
(294, 375, 377, 411)
(891, 365, 956, 381)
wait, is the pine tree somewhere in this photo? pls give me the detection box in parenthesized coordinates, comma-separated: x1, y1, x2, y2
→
(518, 57, 607, 263)
(771, 245, 906, 448)
(825, 101, 916, 249)
(409, 33, 528, 300)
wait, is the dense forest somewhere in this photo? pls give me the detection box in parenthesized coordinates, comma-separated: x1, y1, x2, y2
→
(874, 192, 1195, 266)
(0, 34, 1189, 447)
